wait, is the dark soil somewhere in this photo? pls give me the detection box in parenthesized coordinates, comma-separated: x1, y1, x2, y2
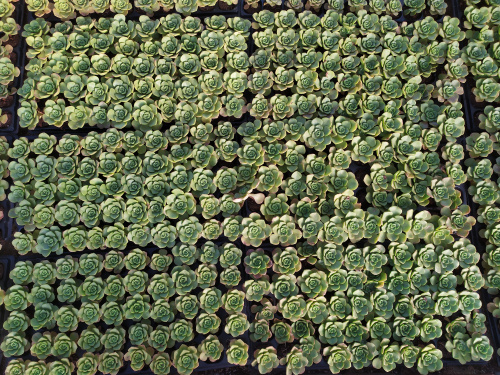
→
(218, 0, 237, 10)
(467, 77, 487, 110)
(472, 111, 482, 132)
(7, 34, 19, 48)
(8, 51, 16, 68)
(0, 96, 13, 108)
(199, 5, 217, 11)
(247, 197, 261, 212)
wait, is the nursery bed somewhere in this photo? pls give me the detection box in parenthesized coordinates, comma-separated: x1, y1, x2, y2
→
(1, 0, 499, 374)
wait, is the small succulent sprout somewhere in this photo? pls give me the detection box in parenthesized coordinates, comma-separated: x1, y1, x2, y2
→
(479, 105, 500, 133)
(261, 193, 288, 221)
(149, 250, 172, 272)
(12, 233, 35, 257)
(441, 205, 476, 237)
(196, 313, 221, 335)
(271, 320, 293, 344)
(171, 265, 198, 295)
(172, 345, 199, 375)
(224, 313, 249, 337)
(124, 345, 154, 372)
(252, 347, 279, 374)
(244, 276, 271, 302)
(198, 335, 223, 362)
(460, 265, 485, 291)
(363, 244, 388, 275)
(318, 316, 344, 345)
(1, 331, 29, 357)
(244, 249, 271, 278)
(416, 345, 443, 375)
(250, 319, 272, 342)
(323, 344, 351, 373)
(10, 261, 34, 286)
(241, 213, 271, 247)
(227, 339, 249, 366)
(269, 215, 302, 246)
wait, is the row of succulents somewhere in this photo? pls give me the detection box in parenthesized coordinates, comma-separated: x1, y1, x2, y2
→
(461, 4, 500, 103)
(3, 343, 246, 375)
(284, 0, 449, 16)
(0, 137, 11, 202)
(467, 105, 500, 355)
(26, 0, 240, 20)
(461, 2, 500, 352)
(0, 0, 20, 128)
(23, 0, 446, 22)
(461, 0, 500, 343)
(18, 15, 251, 130)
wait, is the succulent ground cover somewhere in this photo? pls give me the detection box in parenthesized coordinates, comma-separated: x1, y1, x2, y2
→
(1, 0, 500, 374)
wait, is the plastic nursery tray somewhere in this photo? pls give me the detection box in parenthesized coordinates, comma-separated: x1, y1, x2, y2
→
(0, 246, 251, 375)
(16, 0, 463, 136)
(461, 164, 500, 366)
(0, 199, 15, 250)
(15, 4, 252, 136)
(0, 134, 15, 245)
(0, 135, 14, 244)
(241, 245, 491, 368)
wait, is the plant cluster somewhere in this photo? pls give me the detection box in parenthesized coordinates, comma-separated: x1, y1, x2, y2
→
(243, 10, 469, 214)
(0, 248, 251, 375)
(3, 5, 497, 375)
(18, 14, 250, 130)
(461, 4, 500, 102)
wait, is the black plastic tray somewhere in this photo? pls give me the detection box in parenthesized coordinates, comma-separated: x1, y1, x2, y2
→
(0, 245, 251, 374)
